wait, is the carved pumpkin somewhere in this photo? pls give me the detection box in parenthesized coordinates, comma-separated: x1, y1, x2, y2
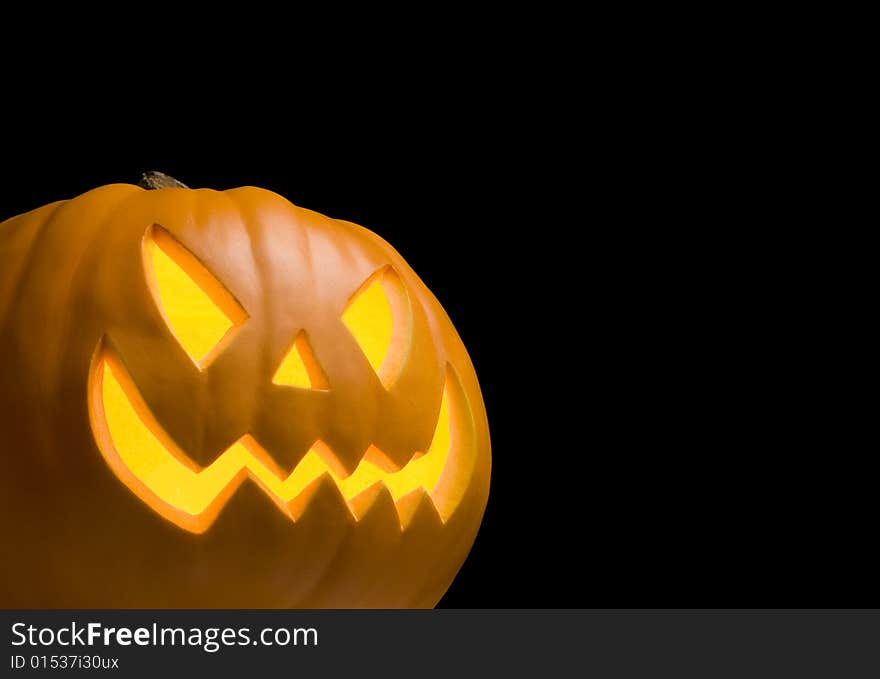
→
(0, 176, 490, 607)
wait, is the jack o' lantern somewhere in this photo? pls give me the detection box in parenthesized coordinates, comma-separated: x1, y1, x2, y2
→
(0, 173, 490, 608)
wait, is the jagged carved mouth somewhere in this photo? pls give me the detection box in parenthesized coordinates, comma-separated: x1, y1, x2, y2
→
(88, 344, 473, 534)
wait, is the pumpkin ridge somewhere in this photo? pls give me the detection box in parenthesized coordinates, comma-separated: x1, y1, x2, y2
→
(1, 178, 490, 608)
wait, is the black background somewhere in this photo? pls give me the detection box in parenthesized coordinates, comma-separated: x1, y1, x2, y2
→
(0, 92, 866, 609)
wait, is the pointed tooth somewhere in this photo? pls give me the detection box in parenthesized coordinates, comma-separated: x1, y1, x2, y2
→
(359, 488, 445, 607)
(275, 474, 355, 607)
(179, 477, 302, 607)
(207, 473, 294, 528)
(361, 446, 400, 473)
(296, 482, 402, 608)
(349, 481, 397, 522)
(309, 440, 359, 480)
(319, 434, 370, 477)
(396, 487, 443, 531)
(287, 473, 353, 523)
(381, 444, 419, 472)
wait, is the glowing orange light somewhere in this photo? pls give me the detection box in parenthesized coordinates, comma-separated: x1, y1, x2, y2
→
(272, 332, 329, 390)
(143, 226, 247, 367)
(91, 350, 455, 531)
(342, 267, 409, 387)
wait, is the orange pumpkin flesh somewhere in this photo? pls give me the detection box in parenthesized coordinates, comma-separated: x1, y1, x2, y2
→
(0, 183, 490, 607)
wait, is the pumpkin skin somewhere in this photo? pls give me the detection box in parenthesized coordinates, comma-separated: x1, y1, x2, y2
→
(0, 183, 490, 607)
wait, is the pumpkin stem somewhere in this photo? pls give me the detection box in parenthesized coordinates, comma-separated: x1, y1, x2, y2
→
(138, 171, 189, 190)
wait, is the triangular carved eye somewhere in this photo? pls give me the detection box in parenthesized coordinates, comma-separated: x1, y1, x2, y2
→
(143, 225, 248, 368)
(272, 331, 329, 390)
(342, 266, 409, 389)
